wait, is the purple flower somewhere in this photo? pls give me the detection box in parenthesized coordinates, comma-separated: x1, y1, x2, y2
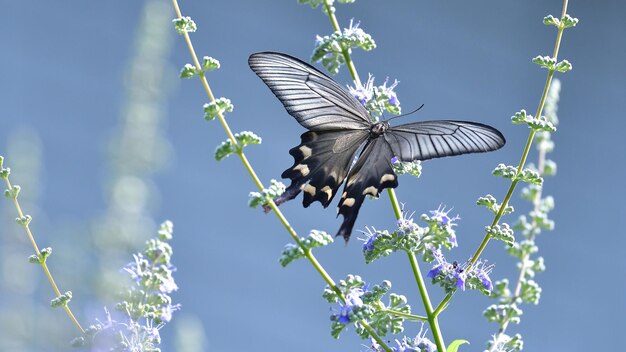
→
(381, 78, 400, 106)
(348, 75, 375, 106)
(335, 287, 364, 325)
(453, 270, 466, 290)
(362, 232, 377, 252)
(473, 262, 494, 292)
(427, 264, 443, 279)
(391, 156, 400, 164)
(429, 205, 460, 226)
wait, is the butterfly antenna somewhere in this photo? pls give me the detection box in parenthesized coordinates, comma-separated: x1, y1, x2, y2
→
(385, 104, 425, 122)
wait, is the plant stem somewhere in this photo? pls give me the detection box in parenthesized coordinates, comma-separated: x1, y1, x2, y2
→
(384, 309, 428, 322)
(170, 1, 391, 349)
(2, 175, 84, 333)
(434, 0, 570, 316)
(407, 252, 446, 352)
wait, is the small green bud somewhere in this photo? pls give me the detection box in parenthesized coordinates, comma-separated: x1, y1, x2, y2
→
(214, 140, 235, 161)
(555, 59, 572, 73)
(203, 98, 234, 121)
(28, 254, 41, 264)
(520, 279, 541, 304)
(543, 15, 560, 26)
(40, 247, 52, 260)
(561, 14, 579, 28)
(4, 184, 20, 199)
(235, 131, 262, 148)
(279, 230, 333, 267)
(543, 159, 557, 176)
(486, 223, 515, 246)
(477, 194, 514, 215)
(158, 220, 174, 241)
(0, 167, 10, 179)
(392, 159, 421, 178)
(483, 303, 522, 325)
(492, 164, 518, 179)
(517, 168, 543, 185)
(16, 214, 32, 226)
(179, 63, 198, 79)
(50, 291, 73, 308)
(532, 55, 556, 70)
(214, 131, 261, 161)
(511, 110, 556, 132)
(172, 16, 197, 35)
(249, 179, 285, 208)
(201, 56, 220, 71)
(0, 155, 4, 168)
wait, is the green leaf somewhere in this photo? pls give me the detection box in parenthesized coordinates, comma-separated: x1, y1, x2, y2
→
(561, 14, 579, 28)
(203, 97, 234, 121)
(179, 63, 198, 78)
(555, 59, 572, 73)
(172, 16, 197, 35)
(201, 56, 220, 71)
(447, 339, 470, 352)
(543, 15, 560, 27)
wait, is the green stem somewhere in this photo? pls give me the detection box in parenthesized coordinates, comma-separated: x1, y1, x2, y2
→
(407, 252, 446, 352)
(434, 0, 570, 317)
(384, 309, 428, 322)
(2, 173, 84, 333)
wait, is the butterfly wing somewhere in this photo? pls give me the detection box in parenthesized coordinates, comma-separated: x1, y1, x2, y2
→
(336, 137, 398, 241)
(248, 52, 372, 130)
(385, 120, 505, 161)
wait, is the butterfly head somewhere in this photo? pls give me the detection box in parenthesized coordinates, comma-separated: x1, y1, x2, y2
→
(370, 121, 389, 137)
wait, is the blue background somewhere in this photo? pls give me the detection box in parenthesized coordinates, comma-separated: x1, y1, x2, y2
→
(1, 1, 624, 351)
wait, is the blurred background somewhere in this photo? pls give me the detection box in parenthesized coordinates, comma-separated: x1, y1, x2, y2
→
(1, 0, 624, 351)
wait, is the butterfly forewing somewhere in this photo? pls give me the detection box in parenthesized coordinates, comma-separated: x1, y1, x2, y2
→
(386, 121, 505, 162)
(248, 52, 372, 131)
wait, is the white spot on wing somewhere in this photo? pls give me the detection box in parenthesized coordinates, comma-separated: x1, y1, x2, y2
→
(343, 198, 355, 207)
(303, 184, 316, 196)
(380, 174, 395, 184)
(321, 186, 333, 200)
(362, 186, 378, 196)
(299, 145, 312, 159)
(294, 164, 310, 176)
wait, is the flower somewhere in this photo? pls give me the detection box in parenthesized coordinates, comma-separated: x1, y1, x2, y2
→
(429, 205, 460, 226)
(334, 287, 365, 325)
(362, 232, 378, 252)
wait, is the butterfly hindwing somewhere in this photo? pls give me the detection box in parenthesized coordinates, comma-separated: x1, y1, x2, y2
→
(275, 130, 369, 209)
(248, 52, 371, 131)
(336, 137, 398, 241)
(385, 120, 505, 162)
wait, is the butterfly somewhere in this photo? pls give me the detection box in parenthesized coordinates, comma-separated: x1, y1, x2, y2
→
(248, 52, 505, 242)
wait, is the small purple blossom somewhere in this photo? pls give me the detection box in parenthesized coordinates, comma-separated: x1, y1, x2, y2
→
(348, 74, 375, 106)
(381, 78, 400, 106)
(452, 270, 466, 290)
(473, 261, 494, 292)
(334, 287, 364, 325)
(391, 156, 400, 164)
(362, 232, 377, 252)
(427, 264, 443, 279)
(429, 205, 460, 226)
(397, 216, 419, 234)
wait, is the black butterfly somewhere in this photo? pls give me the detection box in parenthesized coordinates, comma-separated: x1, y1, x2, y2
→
(248, 52, 505, 242)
